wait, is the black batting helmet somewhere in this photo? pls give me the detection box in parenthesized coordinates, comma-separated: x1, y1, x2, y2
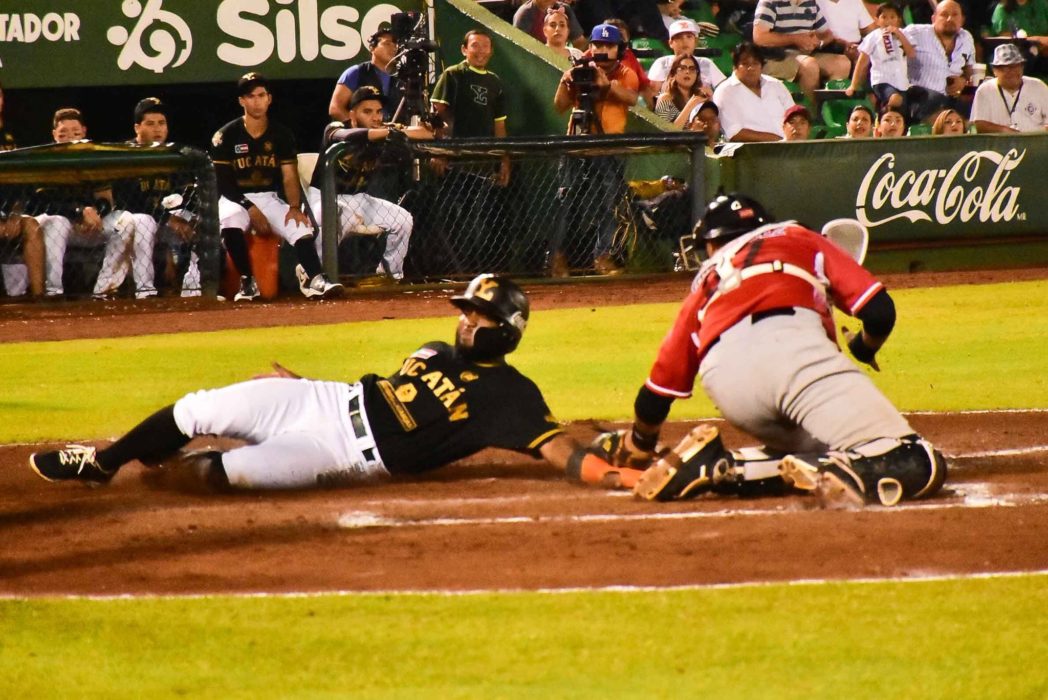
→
(451, 274, 530, 354)
(696, 193, 771, 243)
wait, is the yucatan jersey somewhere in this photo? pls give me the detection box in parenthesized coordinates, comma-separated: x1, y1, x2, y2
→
(211, 117, 297, 199)
(361, 341, 563, 473)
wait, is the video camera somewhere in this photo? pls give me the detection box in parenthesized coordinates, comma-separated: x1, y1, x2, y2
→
(567, 54, 608, 135)
(386, 11, 442, 126)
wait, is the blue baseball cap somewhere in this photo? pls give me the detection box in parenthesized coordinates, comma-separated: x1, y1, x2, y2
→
(590, 23, 622, 44)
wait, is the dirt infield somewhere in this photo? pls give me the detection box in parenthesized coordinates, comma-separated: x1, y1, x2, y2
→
(2, 269, 1047, 597)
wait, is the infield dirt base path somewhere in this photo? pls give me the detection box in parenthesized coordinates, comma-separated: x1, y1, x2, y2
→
(1, 270, 1047, 596)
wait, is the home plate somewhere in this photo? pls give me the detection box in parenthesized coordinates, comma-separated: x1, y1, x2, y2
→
(337, 511, 396, 529)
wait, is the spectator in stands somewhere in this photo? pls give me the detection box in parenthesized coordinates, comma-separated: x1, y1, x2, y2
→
(431, 29, 512, 271)
(603, 18, 656, 108)
(971, 43, 1048, 132)
(991, 1, 1048, 58)
(516, 0, 587, 49)
(33, 108, 140, 300)
(752, 0, 851, 104)
(329, 23, 400, 123)
(545, 4, 584, 60)
(713, 42, 795, 141)
(657, 0, 686, 34)
(817, 0, 876, 63)
(655, 55, 711, 126)
(552, 22, 640, 275)
(903, 0, 975, 123)
(843, 102, 875, 136)
(0, 81, 16, 152)
(432, 29, 511, 183)
(648, 19, 728, 97)
(846, 2, 914, 111)
(930, 106, 968, 133)
(782, 103, 814, 139)
(309, 87, 434, 282)
(574, 0, 670, 42)
(875, 103, 909, 136)
(684, 99, 724, 147)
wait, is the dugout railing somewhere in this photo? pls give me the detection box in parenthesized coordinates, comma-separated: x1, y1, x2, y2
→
(317, 132, 711, 283)
(0, 143, 219, 301)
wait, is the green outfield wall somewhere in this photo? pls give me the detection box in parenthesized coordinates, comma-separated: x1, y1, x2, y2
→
(711, 134, 1048, 243)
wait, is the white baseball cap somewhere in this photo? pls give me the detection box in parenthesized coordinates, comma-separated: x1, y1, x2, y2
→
(668, 18, 700, 39)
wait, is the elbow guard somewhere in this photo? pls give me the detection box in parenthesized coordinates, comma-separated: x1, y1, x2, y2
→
(855, 289, 895, 338)
(634, 385, 674, 427)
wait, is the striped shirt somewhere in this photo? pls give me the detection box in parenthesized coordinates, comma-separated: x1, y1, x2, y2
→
(902, 24, 975, 94)
(754, 0, 827, 34)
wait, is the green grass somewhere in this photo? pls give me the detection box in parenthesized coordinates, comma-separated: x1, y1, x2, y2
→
(3, 277, 1047, 697)
(2, 279, 1048, 442)
(2, 576, 1046, 698)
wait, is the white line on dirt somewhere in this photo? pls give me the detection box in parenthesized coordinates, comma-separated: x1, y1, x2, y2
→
(4, 569, 1046, 602)
(336, 489, 1048, 530)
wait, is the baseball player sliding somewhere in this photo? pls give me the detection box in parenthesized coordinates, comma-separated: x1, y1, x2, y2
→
(597, 193, 947, 506)
(29, 275, 640, 492)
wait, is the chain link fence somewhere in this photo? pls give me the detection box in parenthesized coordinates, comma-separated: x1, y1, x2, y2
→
(0, 143, 218, 301)
(317, 133, 709, 283)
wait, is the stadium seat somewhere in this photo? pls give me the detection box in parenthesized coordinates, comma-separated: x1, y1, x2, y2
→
(907, 123, 932, 136)
(632, 37, 669, 59)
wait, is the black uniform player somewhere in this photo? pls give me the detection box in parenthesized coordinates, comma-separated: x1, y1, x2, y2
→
(30, 275, 646, 493)
(211, 72, 341, 301)
(307, 86, 431, 281)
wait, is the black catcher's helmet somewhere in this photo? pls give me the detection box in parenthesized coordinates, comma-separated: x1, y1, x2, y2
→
(697, 193, 771, 243)
(451, 274, 530, 356)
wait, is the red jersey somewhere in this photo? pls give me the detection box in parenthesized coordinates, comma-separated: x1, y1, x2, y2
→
(646, 222, 883, 398)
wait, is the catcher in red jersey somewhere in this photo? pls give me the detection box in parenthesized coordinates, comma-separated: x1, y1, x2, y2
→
(29, 274, 639, 492)
(597, 193, 947, 506)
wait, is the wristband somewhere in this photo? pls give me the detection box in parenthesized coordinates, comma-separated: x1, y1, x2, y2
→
(630, 426, 658, 453)
(238, 198, 253, 210)
(848, 332, 877, 363)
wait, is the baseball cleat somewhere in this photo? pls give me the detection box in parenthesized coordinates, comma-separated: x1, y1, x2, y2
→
(29, 445, 115, 486)
(295, 265, 345, 299)
(779, 455, 865, 508)
(233, 275, 261, 302)
(633, 424, 730, 501)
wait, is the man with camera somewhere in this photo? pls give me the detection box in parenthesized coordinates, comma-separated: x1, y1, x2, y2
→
(551, 22, 639, 276)
(329, 22, 400, 123)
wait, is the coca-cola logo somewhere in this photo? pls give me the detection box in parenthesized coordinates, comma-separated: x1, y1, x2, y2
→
(855, 149, 1026, 227)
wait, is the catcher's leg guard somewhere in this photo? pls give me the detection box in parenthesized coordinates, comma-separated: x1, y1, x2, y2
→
(780, 435, 947, 506)
(634, 424, 735, 501)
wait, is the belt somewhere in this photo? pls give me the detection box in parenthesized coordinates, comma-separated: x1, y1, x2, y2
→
(348, 395, 377, 464)
(705, 307, 797, 353)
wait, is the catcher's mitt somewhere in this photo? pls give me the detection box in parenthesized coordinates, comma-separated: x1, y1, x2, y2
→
(633, 424, 735, 501)
(590, 429, 656, 470)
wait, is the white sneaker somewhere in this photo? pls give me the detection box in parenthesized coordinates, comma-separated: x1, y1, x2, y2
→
(295, 264, 344, 299)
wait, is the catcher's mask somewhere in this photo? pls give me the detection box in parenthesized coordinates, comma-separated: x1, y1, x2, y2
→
(451, 274, 530, 359)
(698, 193, 771, 243)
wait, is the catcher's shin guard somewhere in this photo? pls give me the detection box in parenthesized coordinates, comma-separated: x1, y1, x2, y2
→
(780, 435, 947, 506)
(634, 424, 734, 501)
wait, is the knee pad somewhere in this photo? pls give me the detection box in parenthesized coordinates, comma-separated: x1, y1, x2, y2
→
(840, 435, 947, 504)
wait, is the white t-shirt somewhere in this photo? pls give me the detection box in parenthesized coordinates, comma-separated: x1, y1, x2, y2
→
(713, 73, 794, 140)
(970, 76, 1048, 132)
(817, 0, 874, 44)
(857, 28, 909, 91)
(647, 54, 727, 90)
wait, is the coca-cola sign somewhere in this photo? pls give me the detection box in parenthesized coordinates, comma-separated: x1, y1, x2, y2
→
(855, 149, 1026, 227)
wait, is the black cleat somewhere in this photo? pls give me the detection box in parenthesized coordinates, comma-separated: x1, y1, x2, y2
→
(29, 444, 115, 486)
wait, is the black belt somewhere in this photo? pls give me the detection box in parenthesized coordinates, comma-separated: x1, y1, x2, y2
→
(348, 396, 377, 463)
(705, 307, 797, 353)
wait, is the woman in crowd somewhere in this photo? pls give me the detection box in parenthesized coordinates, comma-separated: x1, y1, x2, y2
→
(544, 4, 583, 61)
(844, 104, 875, 138)
(931, 107, 968, 135)
(654, 54, 710, 127)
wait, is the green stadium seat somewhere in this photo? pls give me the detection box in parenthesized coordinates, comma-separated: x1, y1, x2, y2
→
(907, 123, 932, 136)
(632, 37, 669, 59)
(821, 96, 876, 133)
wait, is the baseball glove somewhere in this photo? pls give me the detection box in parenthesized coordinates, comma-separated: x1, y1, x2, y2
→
(633, 424, 734, 501)
(590, 429, 657, 470)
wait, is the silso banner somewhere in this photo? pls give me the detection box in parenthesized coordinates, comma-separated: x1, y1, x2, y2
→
(0, 0, 419, 88)
(717, 133, 1046, 242)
